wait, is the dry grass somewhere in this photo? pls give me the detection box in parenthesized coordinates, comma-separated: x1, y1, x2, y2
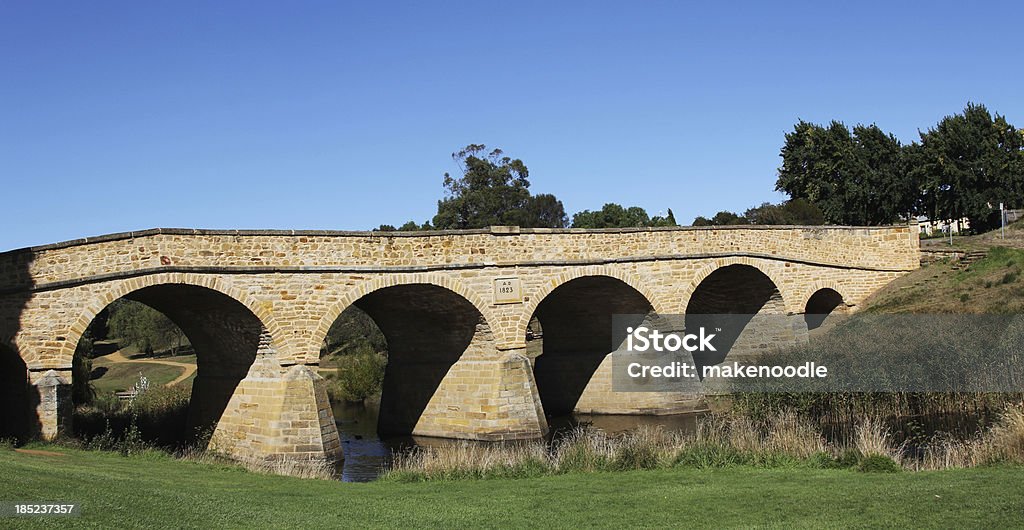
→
(919, 402, 1024, 470)
(388, 412, 844, 481)
(385, 404, 1024, 481)
(763, 411, 827, 458)
(389, 441, 549, 479)
(863, 246, 1024, 314)
(853, 417, 905, 465)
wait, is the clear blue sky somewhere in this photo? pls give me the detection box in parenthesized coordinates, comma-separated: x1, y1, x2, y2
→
(2, 1, 1021, 251)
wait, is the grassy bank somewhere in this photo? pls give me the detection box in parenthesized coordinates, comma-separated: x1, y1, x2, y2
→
(0, 445, 1021, 528)
(865, 246, 1024, 314)
(89, 361, 185, 393)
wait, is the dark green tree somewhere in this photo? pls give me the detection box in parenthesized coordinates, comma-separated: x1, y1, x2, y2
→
(647, 208, 678, 227)
(432, 145, 568, 229)
(520, 193, 570, 228)
(373, 220, 431, 231)
(72, 330, 95, 404)
(572, 203, 650, 228)
(106, 299, 187, 356)
(399, 220, 427, 231)
(571, 204, 678, 228)
(691, 210, 748, 226)
(851, 124, 916, 224)
(781, 198, 826, 225)
(322, 306, 387, 357)
(744, 199, 825, 225)
(775, 120, 913, 225)
(912, 103, 1024, 232)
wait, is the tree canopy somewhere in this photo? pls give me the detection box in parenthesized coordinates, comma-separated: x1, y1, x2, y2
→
(774, 104, 1024, 232)
(692, 210, 747, 226)
(775, 121, 914, 225)
(691, 199, 825, 227)
(911, 103, 1024, 232)
(431, 145, 568, 229)
(571, 203, 677, 228)
(376, 145, 681, 232)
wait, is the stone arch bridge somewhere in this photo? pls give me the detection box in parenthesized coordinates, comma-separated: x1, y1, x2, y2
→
(0, 224, 919, 463)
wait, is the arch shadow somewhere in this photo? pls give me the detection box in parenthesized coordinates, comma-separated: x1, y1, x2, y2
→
(321, 283, 495, 436)
(529, 275, 653, 416)
(684, 264, 787, 369)
(804, 288, 846, 331)
(0, 249, 38, 442)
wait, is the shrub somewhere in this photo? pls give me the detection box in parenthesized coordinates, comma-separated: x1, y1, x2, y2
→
(857, 454, 901, 473)
(325, 346, 386, 403)
(673, 444, 749, 468)
(611, 440, 659, 470)
(74, 385, 191, 449)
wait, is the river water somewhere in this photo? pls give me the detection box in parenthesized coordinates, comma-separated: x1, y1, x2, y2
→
(333, 401, 702, 482)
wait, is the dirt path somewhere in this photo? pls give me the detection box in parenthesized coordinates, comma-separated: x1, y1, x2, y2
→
(102, 349, 197, 387)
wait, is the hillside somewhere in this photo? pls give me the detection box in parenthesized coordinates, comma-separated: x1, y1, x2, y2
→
(864, 234, 1024, 315)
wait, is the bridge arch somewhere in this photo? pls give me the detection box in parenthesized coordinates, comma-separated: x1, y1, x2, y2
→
(62, 277, 287, 443)
(795, 280, 853, 312)
(309, 273, 497, 362)
(313, 274, 499, 436)
(513, 266, 666, 349)
(524, 272, 658, 416)
(680, 258, 791, 315)
(59, 272, 285, 367)
(683, 261, 793, 367)
(0, 339, 32, 441)
(799, 281, 852, 331)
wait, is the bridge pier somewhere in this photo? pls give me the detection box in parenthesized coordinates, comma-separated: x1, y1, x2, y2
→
(209, 356, 342, 465)
(29, 369, 72, 440)
(410, 352, 548, 441)
(574, 352, 707, 415)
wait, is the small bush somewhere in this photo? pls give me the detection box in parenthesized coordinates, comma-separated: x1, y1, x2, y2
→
(74, 385, 191, 449)
(611, 441, 659, 470)
(835, 448, 860, 468)
(806, 451, 847, 469)
(857, 454, 901, 473)
(325, 346, 386, 403)
(854, 417, 903, 467)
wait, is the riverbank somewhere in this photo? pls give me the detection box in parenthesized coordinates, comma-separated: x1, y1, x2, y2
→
(1, 445, 1021, 528)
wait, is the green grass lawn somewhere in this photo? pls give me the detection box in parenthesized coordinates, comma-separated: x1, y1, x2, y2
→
(1, 446, 1021, 528)
(89, 362, 185, 393)
(157, 353, 197, 364)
